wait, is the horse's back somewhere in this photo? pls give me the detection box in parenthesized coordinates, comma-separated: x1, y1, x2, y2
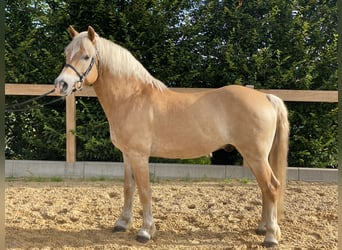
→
(209, 85, 277, 124)
(219, 85, 271, 106)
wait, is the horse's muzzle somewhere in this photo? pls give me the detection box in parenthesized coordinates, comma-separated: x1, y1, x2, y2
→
(54, 80, 69, 95)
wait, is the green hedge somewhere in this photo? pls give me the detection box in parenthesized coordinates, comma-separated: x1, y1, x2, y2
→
(5, 0, 337, 168)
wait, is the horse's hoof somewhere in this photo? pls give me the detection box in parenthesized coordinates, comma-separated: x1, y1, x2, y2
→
(113, 225, 126, 232)
(136, 235, 150, 243)
(255, 228, 266, 235)
(136, 228, 154, 243)
(262, 241, 278, 248)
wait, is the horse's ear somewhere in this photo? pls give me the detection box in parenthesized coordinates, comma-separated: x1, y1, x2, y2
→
(88, 26, 97, 44)
(69, 25, 79, 38)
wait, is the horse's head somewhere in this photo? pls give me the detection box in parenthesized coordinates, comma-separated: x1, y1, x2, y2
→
(55, 26, 99, 96)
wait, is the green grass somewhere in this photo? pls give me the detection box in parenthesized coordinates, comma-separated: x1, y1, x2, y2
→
(50, 176, 64, 182)
(5, 176, 17, 182)
(239, 177, 251, 184)
(5, 176, 124, 183)
(24, 176, 64, 182)
(224, 178, 233, 183)
(5, 176, 64, 182)
(89, 176, 111, 182)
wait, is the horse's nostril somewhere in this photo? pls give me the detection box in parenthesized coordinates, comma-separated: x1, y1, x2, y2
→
(61, 81, 68, 91)
(55, 80, 68, 94)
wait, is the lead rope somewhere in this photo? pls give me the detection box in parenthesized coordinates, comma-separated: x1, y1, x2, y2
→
(5, 88, 64, 112)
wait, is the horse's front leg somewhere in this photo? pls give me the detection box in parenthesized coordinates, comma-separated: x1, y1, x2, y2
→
(125, 152, 156, 243)
(113, 158, 136, 232)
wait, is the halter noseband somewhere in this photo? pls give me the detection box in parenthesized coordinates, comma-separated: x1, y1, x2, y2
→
(64, 55, 96, 91)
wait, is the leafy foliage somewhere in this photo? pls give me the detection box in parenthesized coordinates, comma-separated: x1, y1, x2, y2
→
(288, 103, 338, 168)
(5, 0, 337, 167)
(6, 99, 66, 160)
(74, 98, 122, 162)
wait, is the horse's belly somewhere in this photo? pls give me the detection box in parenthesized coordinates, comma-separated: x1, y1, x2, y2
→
(150, 128, 227, 159)
(151, 146, 213, 159)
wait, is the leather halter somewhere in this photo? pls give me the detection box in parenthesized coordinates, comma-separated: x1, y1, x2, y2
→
(64, 55, 96, 91)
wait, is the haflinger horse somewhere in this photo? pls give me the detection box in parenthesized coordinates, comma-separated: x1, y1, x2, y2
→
(55, 26, 289, 247)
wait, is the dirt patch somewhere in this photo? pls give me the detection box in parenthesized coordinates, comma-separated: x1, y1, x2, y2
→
(5, 180, 337, 249)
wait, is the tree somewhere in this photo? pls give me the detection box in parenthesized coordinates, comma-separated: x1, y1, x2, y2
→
(5, 0, 337, 167)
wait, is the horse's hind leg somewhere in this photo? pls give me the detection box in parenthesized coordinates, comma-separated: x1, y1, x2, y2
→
(113, 157, 136, 232)
(247, 159, 281, 247)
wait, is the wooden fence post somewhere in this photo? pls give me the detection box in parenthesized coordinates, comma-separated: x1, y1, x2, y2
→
(66, 92, 76, 163)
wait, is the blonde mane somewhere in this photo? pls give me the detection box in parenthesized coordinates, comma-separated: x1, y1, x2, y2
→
(68, 32, 167, 91)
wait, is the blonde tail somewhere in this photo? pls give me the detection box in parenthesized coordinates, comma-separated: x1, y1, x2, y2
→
(267, 94, 290, 220)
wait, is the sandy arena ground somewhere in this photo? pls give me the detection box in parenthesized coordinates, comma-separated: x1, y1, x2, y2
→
(5, 180, 337, 249)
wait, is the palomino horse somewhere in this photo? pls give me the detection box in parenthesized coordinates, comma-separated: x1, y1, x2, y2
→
(55, 26, 289, 247)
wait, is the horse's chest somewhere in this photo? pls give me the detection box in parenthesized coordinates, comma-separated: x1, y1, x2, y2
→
(109, 126, 118, 144)
(108, 121, 151, 153)
(108, 124, 127, 150)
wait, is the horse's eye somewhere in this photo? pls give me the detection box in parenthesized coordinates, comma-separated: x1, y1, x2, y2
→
(84, 55, 90, 60)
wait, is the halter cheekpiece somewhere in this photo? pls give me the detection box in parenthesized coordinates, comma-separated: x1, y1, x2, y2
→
(64, 55, 96, 91)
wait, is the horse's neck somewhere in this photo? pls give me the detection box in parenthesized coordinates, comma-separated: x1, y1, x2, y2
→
(93, 72, 152, 119)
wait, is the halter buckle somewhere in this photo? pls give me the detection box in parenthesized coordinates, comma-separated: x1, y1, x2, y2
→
(75, 81, 83, 91)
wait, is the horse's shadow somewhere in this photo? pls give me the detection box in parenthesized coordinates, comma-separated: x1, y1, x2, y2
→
(6, 226, 261, 249)
(6, 226, 131, 249)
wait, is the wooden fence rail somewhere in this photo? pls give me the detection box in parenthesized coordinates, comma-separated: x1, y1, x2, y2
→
(5, 84, 338, 163)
